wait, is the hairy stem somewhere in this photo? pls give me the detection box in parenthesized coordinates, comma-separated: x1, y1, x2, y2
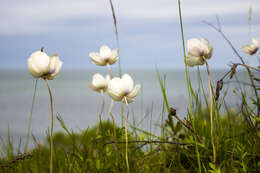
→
(204, 60, 216, 164)
(107, 63, 113, 78)
(45, 79, 54, 173)
(177, 0, 201, 172)
(97, 90, 105, 134)
(25, 79, 38, 152)
(124, 97, 130, 173)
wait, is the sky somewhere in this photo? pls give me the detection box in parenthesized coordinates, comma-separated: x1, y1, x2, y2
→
(0, 0, 260, 70)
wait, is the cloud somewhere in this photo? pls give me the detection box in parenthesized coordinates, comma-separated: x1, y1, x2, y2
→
(0, 0, 259, 34)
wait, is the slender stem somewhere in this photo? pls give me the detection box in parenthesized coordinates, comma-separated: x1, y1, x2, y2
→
(177, 0, 201, 172)
(108, 100, 115, 124)
(25, 79, 38, 152)
(45, 79, 54, 173)
(109, 99, 118, 139)
(204, 59, 216, 164)
(107, 63, 113, 78)
(124, 97, 130, 173)
(97, 90, 105, 134)
(236, 63, 260, 72)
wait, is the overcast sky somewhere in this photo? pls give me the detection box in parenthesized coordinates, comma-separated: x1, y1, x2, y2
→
(0, 0, 260, 69)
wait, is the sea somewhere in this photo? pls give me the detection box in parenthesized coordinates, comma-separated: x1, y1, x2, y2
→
(0, 69, 257, 151)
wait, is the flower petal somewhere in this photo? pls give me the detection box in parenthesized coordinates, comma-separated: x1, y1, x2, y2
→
(48, 54, 62, 80)
(89, 53, 106, 66)
(108, 77, 124, 101)
(88, 83, 99, 92)
(121, 74, 134, 93)
(242, 45, 256, 55)
(29, 51, 50, 76)
(201, 38, 213, 59)
(252, 38, 259, 47)
(187, 38, 204, 57)
(108, 89, 124, 101)
(127, 84, 141, 99)
(100, 45, 112, 57)
(28, 58, 42, 78)
(186, 54, 204, 67)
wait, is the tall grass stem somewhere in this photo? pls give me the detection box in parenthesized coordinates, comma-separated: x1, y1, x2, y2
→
(45, 79, 54, 173)
(177, 0, 201, 171)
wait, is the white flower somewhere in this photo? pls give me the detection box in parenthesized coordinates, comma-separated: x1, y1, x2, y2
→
(242, 38, 259, 55)
(28, 51, 50, 78)
(186, 38, 213, 67)
(89, 45, 118, 66)
(107, 74, 141, 103)
(88, 73, 110, 93)
(28, 50, 63, 80)
(48, 54, 63, 80)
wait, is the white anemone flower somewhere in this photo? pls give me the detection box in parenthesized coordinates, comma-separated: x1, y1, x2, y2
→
(28, 50, 63, 80)
(89, 45, 119, 66)
(28, 51, 50, 78)
(88, 73, 110, 93)
(186, 38, 213, 67)
(108, 74, 141, 103)
(242, 38, 259, 55)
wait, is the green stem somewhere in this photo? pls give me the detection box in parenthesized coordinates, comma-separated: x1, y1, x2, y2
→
(177, 0, 201, 172)
(45, 79, 54, 173)
(25, 78, 38, 153)
(124, 97, 130, 173)
(204, 60, 216, 164)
